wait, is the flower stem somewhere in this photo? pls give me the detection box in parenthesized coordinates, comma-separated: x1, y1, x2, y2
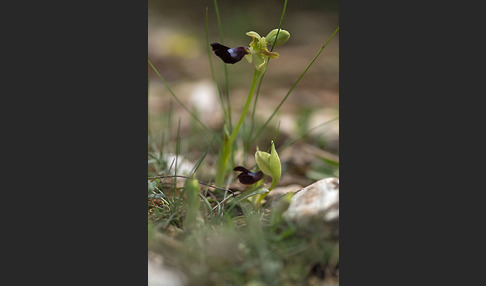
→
(215, 69, 261, 185)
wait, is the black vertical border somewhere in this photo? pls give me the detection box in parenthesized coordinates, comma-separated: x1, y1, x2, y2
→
(340, 1, 486, 285)
(340, 1, 424, 283)
(3, 0, 148, 284)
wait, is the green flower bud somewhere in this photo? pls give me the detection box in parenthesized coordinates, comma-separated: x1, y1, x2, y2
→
(184, 176, 201, 227)
(255, 141, 281, 190)
(265, 29, 290, 47)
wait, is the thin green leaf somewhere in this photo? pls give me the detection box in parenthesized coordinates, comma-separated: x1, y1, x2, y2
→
(248, 0, 288, 150)
(212, 0, 232, 131)
(225, 189, 270, 213)
(252, 26, 340, 143)
(147, 60, 214, 141)
(191, 135, 217, 175)
(280, 117, 339, 152)
(205, 7, 229, 125)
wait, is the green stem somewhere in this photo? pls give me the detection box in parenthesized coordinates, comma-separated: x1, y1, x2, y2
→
(216, 69, 261, 185)
(229, 69, 260, 144)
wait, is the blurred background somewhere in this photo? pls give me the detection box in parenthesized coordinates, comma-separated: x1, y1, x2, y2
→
(148, 0, 339, 183)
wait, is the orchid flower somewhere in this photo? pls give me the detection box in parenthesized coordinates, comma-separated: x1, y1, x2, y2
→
(244, 29, 290, 71)
(210, 29, 290, 72)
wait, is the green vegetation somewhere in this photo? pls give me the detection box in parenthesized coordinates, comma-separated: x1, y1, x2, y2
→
(148, 0, 339, 284)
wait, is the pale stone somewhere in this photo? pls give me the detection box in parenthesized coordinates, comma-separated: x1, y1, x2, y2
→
(283, 178, 339, 224)
(188, 80, 221, 125)
(161, 153, 195, 176)
(148, 259, 185, 286)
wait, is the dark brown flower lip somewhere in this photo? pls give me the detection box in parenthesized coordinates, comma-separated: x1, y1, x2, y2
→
(233, 166, 251, 173)
(210, 43, 248, 64)
(233, 165, 264, 185)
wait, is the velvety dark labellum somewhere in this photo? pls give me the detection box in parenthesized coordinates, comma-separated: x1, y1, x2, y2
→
(233, 166, 251, 173)
(210, 43, 248, 64)
(233, 166, 264, 185)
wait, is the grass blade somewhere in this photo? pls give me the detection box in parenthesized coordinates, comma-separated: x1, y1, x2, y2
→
(190, 135, 217, 175)
(247, 0, 288, 151)
(148, 60, 215, 142)
(225, 189, 270, 213)
(205, 8, 229, 126)
(252, 26, 340, 143)
(280, 116, 339, 152)
(212, 0, 232, 132)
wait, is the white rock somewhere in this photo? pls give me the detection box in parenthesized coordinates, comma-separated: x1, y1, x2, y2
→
(148, 259, 185, 286)
(162, 153, 195, 176)
(188, 80, 221, 125)
(283, 178, 339, 224)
